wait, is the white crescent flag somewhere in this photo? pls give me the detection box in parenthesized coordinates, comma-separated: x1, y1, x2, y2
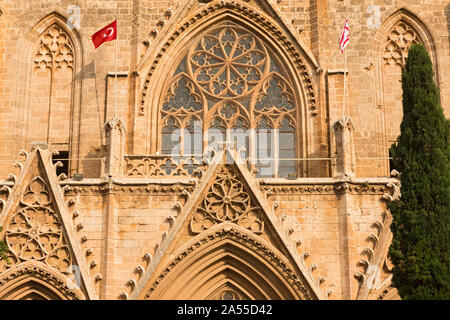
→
(92, 20, 117, 49)
(339, 19, 350, 53)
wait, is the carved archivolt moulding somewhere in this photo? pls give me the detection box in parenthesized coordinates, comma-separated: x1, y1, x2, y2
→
(0, 261, 83, 300)
(209, 288, 244, 300)
(190, 165, 264, 234)
(144, 224, 314, 300)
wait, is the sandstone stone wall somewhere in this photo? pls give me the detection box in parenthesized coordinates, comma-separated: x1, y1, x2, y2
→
(0, 0, 447, 300)
(0, 0, 448, 179)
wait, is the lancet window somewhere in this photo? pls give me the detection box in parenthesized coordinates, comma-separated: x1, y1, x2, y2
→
(29, 24, 74, 150)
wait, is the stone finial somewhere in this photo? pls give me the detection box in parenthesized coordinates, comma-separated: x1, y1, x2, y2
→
(135, 265, 145, 276)
(128, 278, 137, 289)
(144, 252, 152, 262)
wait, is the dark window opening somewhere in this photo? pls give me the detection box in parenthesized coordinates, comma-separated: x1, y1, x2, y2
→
(389, 148, 396, 174)
(52, 151, 69, 177)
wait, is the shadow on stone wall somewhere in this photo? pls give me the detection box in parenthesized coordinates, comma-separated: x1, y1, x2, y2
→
(446, 4, 450, 49)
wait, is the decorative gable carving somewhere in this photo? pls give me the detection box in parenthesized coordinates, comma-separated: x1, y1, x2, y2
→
(4, 176, 72, 273)
(0, 148, 97, 299)
(129, 149, 324, 300)
(190, 165, 264, 234)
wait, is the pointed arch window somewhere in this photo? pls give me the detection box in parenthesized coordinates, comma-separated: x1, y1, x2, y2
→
(29, 24, 74, 150)
(381, 19, 426, 169)
(278, 118, 296, 178)
(184, 118, 203, 156)
(159, 23, 298, 178)
(207, 117, 227, 153)
(161, 118, 181, 156)
(255, 117, 274, 177)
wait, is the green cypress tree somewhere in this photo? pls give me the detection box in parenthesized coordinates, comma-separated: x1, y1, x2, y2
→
(388, 44, 450, 300)
(0, 226, 7, 262)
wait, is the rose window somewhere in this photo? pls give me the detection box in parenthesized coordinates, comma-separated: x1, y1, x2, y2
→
(191, 27, 266, 98)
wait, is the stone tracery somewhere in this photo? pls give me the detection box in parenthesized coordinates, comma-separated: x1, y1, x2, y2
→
(382, 21, 422, 67)
(380, 18, 427, 156)
(190, 165, 264, 234)
(1, 177, 72, 274)
(138, 1, 317, 117)
(160, 23, 297, 177)
(34, 25, 74, 71)
(190, 27, 266, 98)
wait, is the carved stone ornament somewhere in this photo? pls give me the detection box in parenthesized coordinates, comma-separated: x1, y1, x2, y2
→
(383, 21, 421, 67)
(34, 24, 74, 71)
(190, 165, 264, 234)
(1, 177, 73, 274)
(105, 117, 126, 132)
(144, 224, 312, 300)
(124, 155, 211, 178)
(260, 183, 389, 195)
(0, 262, 83, 300)
(139, 0, 316, 116)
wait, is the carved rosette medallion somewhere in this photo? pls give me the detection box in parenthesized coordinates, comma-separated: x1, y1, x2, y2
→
(1, 177, 72, 274)
(190, 166, 264, 234)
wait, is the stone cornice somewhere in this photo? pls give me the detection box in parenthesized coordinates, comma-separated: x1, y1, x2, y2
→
(259, 178, 400, 196)
(61, 183, 195, 196)
(56, 177, 400, 196)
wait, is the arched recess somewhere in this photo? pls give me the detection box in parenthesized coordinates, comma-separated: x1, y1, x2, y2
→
(139, 224, 313, 300)
(0, 261, 85, 300)
(14, 11, 83, 175)
(137, 1, 319, 177)
(373, 8, 439, 176)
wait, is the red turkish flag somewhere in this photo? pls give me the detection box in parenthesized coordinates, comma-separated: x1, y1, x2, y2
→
(91, 20, 117, 49)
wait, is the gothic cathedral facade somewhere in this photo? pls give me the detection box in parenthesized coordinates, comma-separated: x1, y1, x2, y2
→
(0, 0, 448, 300)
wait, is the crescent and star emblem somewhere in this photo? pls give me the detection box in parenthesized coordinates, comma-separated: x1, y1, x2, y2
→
(103, 27, 114, 38)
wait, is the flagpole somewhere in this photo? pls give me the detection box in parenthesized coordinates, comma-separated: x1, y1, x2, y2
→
(115, 19, 118, 119)
(343, 44, 347, 118)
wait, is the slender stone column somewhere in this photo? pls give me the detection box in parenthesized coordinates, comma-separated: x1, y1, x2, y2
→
(332, 116, 356, 179)
(105, 118, 126, 177)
